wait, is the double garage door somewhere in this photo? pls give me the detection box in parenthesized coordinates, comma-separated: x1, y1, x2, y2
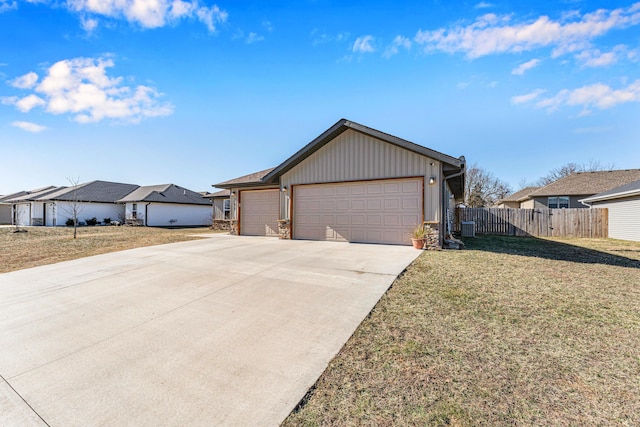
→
(294, 178, 423, 245)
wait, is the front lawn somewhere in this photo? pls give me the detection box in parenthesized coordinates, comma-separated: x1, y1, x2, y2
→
(0, 226, 216, 273)
(283, 236, 640, 426)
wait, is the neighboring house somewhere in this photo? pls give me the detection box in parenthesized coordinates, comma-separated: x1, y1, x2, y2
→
(35, 180, 140, 226)
(117, 184, 212, 227)
(495, 186, 539, 208)
(0, 194, 15, 225)
(204, 189, 231, 229)
(523, 170, 640, 209)
(2, 186, 62, 226)
(580, 179, 640, 242)
(215, 118, 466, 247)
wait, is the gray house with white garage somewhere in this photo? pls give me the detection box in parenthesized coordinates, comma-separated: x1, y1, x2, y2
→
(214, 119, 465, 247)
(581, 179, 640, 242)
(117, 184, 212, 227)
(35, 180, 139, 226)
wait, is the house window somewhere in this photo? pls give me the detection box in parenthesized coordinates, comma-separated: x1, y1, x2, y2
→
(548, 196, 569, 209)
(132, 203, 138, 219)
(223, 199, 230, 220)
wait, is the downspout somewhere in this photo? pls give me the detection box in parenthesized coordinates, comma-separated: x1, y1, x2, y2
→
(145, 202, 151, 226)
(443, 157, 466, 241)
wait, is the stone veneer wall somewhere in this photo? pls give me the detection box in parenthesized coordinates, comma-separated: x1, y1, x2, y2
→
(278, 219, 291, 239)
(211, 219, 231, 231)
(425, 222, 440, 250)
(229, 220, 239, 235)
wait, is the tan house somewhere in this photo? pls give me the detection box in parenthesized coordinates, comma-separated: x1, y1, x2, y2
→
(214, 119, 466, 247)
(517, 170, 640, 209)
(581, 179, 640, 242)
(495, 186, 539, 208)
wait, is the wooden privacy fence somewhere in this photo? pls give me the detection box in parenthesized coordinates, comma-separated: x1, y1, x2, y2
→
(454, 208, 608, 238)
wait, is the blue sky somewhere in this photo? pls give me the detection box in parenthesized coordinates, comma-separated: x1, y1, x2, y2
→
(1, 0, 639, 194)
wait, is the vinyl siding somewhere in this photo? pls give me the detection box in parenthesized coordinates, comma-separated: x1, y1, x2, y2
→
(281, 129, 441, 221)
(146, 203, 212, 226)
(592, 195, 640, 242)
(53, 202, 125, 226)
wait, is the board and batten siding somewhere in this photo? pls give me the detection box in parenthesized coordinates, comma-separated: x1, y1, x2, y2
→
(592, 195, 640, 242)
(281, 129, 441, 222)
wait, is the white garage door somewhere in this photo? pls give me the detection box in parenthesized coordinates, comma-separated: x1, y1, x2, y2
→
(293, 178, 423, 245)
(240, 189, 279, 236)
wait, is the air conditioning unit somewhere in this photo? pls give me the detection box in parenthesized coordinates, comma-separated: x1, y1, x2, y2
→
(461, 221, 475, 237)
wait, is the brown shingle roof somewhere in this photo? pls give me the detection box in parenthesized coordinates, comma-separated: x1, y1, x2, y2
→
(204, 189, 230, 198)
(529, 169, 640, 197)
(214, 168, 275, 188)
(500, 186, 540, 202)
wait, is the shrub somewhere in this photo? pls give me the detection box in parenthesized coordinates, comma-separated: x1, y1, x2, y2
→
(103, 218, 111, 225)
(65, 218, 75, 226)
(85, 217, 99, 226)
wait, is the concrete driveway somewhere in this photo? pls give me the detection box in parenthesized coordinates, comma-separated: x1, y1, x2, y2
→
(0, 235, 420, 426)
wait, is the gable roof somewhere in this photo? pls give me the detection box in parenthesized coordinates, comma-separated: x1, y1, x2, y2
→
(117, 184, 211, 205)
(36, 181, 139, 203)
(214, 168, 275, 188)
(4, 186, 65, 203)
(214, 119, 466, 197)
(581, 179, 640, 203)
(0, 186, 58, 203)
(204, 189, 231, 199)
(262, 119, 464, 184)
(499, 186, 540, 203)
(529, 169, 640, 197)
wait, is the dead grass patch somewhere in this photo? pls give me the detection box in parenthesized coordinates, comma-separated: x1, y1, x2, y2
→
(282, 236, 640, 426)
(0, 226, 217, 273)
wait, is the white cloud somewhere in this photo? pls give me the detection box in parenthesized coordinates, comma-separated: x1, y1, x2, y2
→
(352, 35, 375, 53)
(414, 3, 640, 59)
(475, 2, 493, 9)
(81, 15, 99, 33)
(15, 94, 46, 112)
(529, 80, 640, 113)
(512, 58, 541, 75)
(4, 57, 173, 124)
(511, 89, 546, 104)
(66, 0, 227, 31)
(575, 45, 625, 68)
(311, 30, 350, 46)
(10, 71, 39, 89)
(246, 32, 264, 44)
(0, 0, 17, 13)
(262, 20, 273, 32)
(383, 35, 412, 58)
(11, 121, 47, 133)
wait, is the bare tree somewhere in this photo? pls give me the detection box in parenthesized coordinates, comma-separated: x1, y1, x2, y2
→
(463, 164, 512, 207)
(64, 176, 83, 239)
(537, 161, 614, 186)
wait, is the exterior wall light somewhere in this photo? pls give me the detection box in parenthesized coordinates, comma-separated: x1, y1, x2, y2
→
(429, 177, 436, 185)
(281, 186, 287, 192)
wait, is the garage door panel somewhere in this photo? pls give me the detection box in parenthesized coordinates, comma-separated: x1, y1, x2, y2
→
(294, 178, 423, 245)
(367, 199, 382, 210)
(367, 215, 382, 226)
(336, 200, 349, 210)
(351, 200, 366, 210)
(402, 198, 419, 209)
(240, 190, 279, 237)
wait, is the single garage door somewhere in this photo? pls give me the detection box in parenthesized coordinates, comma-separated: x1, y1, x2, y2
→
(294, 178, 423, 245)
(240, 189, 279, 236)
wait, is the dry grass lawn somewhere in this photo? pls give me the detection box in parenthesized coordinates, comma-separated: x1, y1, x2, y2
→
(283, 236, 640, 426)
(0, 226, 216, 273)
